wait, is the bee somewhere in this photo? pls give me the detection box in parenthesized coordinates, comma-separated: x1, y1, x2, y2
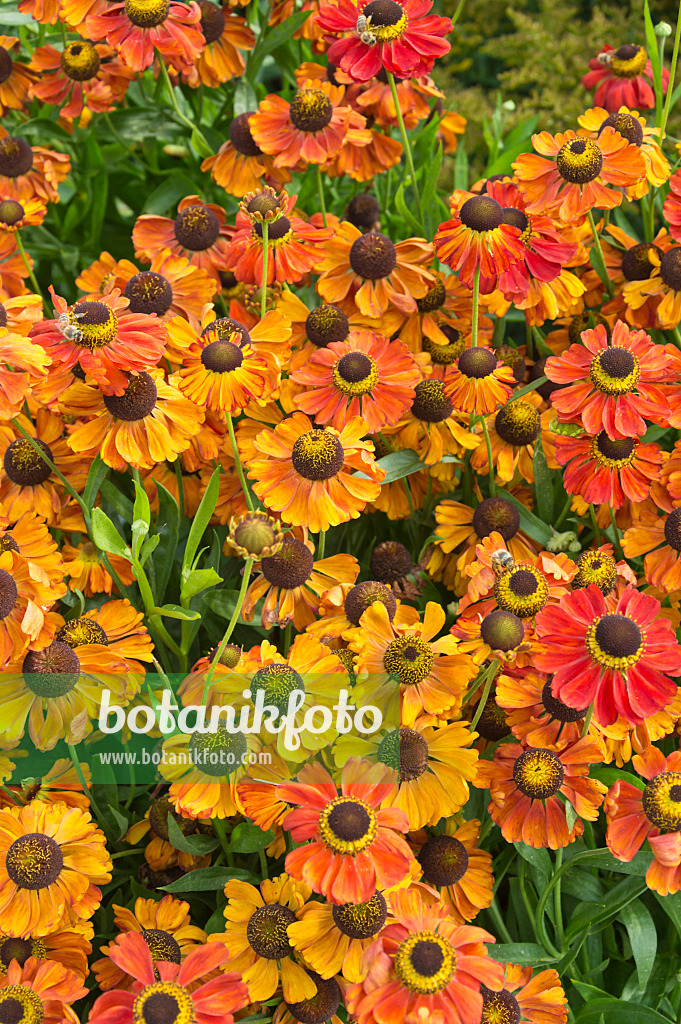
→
(491, 548, 515, 576)
(597, 50, 613, 65)
(356, 14, 377, 44)
(57, 310, 85, 344)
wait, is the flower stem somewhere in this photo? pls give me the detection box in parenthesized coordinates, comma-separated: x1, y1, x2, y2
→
(553, 848, 564, 949)
(315, 164, 327, 228)
(201, 557, 254, 705)
(471, 265, 480, 347)
(661, 0, 681, 140)
(156, 53, 211, 152)
(260, 220, 269, 320)
(15, 233, 47, 314)
(608, 506, 623, 560)
(588, 503, 602, 546)
(67, 744, 105, 825)
(469, 658, 499, 731)
(479, 415, 496, 497)
(586, 211, 614, 299)
(225, 411, 254, 512)
(386, 71, 423, 226)
(581, 703, 594, 738)
(317, 528, 326, 560)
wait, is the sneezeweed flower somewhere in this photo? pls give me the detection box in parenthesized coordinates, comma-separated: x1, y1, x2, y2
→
(555, 430, 662, 509)
(111, 248, 216, 330)
(0, 802, 111, 937)
(184, 4, 255, 88)
(582, 43, 667, 112)
(577, 106, 669, 199)
(345, 888, 503, 1024)
(31, 288, 167, 396)
(249, 79, 370, 168)
(288, 891, 390, 983)
(0, 37, 39, 116)
(277, 757, 413, 905)
(61, 540, 135, 596)
(450, 600, 530, 667)
(622, 246, 681, 329)
(0, 197, 46, 236)
(226, 189, 332, 286)
(0, 926, 91, 979)
(0, 547, 57, 669)
(471, 396, 543, 485)
(480, 964, 568, 1024)
(664, 168, 681, 242)
(202, 112, 290, 197)
(535, 584, 681, 726)
(434, 194, 525, 289)
(318, 0, 452, 82)
(605, 746, 681, 895)
(414, 818, 494, 924)
(242, 534, 359, 631)
(391, 378, 479, 466)
(0, 323, 49, 419)
(291, 330, 421, 432)
(0, 510, 65, 595)
(62, 370, 203, 472)
(29, 42, 134, 120)
(445, 346, 515, 415)
(513, 128, 646, 222)
(348, 600, 476, 726)
(0, 638, 133, 750)
(305, 579, 411, 644)
(495, 669, 587, 748)
(87, 931, 249, 1024)
(172, 320, 272, 416)
(55, 599, 154, 673)
(475, 736, 606, 849)
(623, 501, 681, 593)
(210, 875, 314, 1003)
(545, 320, 670, 438)
(87, 0, 204, 73)
(0, 957, 87, 1024)
(316, 220, 434, 317)
(133, 195, 234, 286)
(248, 412, 384, 532)
(124, 795, 212, 873)
(460, 540, 573, 619)
(0, 131, 71, 204)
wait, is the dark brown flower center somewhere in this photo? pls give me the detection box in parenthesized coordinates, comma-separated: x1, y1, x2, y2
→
(481, 986, 522, 1024)
(22, 641, 81, 698)
(345, 580, 396, 625)
(286, 973, 341, 1024)
(594, 614, 642, 658)
(622, 242, 661, 281)
(0, 937, 35, 969)
(598, 346, 636, 377)
(411, 379, 453, 422)
(228, 112, 261, 156)
(291, 429, 345, 480)
(336, 351, 373, 383)
(261, 536, 314, 589)
(457, 346, 497, 379)
(0, 200, 24, 227)
(370, 540, 413, 583)
(502, 207, 529, 233)
(0, 48, 12, 86)
(141, 929, 182, 964)
(124, 0, 169, 27)
(513, 747, 564, 799)
(377, 726, 429, 781)
(61, 39, 101, 80)
(174, 205, 220, 251)
(362, 0, 403, 22)
(327, 800, 371, 840)
(556, 138, 603, 184)
(473, 690, 510, 740)
(494, 401, 540, 446)
(3, 438, 53, 486)
(306, 303, 349, 346)
(124, 271, 173, 315)
(417, 835, 469, 887)
(202, 317, 250, 344)
(254, 216, 291, 240)
(0, 138, 33, 179)
(660, 248, 681, 292)
(349, 232, 397, 280)
(664, 507, 681, 552)
(0, 569, 17, 621)
(5, 833, 64, 889)
(332, 892, 387, 938)
(200, 339, 243, 373)
(568, 311, 611, 345)
(599, 112, 643, 146)
(246, 903, 296, 959)
(55, 617, 108, 647)
(541, 679, 587, 722)
(472, 496, 520, 541)
(416, 278, 447, 312)
(103, 372, 158, 421)
(346, 193, 381, 230)
(289, 89, 334, 133)
(459, 195, 503, 232)
(197, 0, 225, 42)
(572, 550, 618, 596)
(595, 432, 636, 462)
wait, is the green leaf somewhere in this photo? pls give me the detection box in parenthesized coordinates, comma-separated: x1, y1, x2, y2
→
(514, 843, 551, 889)
(83, 455, 109, 512)
(161, 867, 253, 892)
(90, 508, 130, 558)
(230, 821, 275, 853)
(143, 173, 201, 215)
(152, 481, 181, 604)
(620, 900, 657, 991)
(653, 890, 681, 938)
(566, 876, 647, 942)
(589, 242, 611, 293)
(100, 479, 134, 524)
(248, 9, 310, 73)
(133, 479, 151, 529)
(454, 140, 468, 191)
(486, 138, 538, 177)
(507, 375, 548, 404)
(533, 441, 553, 522)
(106, 804, 130, 843)
(395, 182, 423, 235)
(591, 765, 645, 790)
(496, 489, 553, 546)
(576, 1000, 671, 1024)
(491, 943, 557, 966)
(234, 77, 258, 117)
(166, 814, 219, 855)
(182, 468, 219, 582)
(153, 604, 201, 621)
(180, 568, 223, 603)
(644, 0, 663, 122)
(190, 127, 214, 159)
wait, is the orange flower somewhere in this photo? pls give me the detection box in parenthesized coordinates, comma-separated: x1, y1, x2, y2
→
(133, 195, 235, 286)
(55, 598, 154, 672)
(513, 128, 646, 222)
(0, 957, 87, 1024)
(577, 106, 669, 199)
(481, 963, 568, 1024)
(61, 540, 135, 596)
(184, 5, 255, 87)
(435, 193, 525, 289)
(622, 500, 681, 593)
(248, 412, 384, 532)
(0, 129, 70, 204)
(87, 0, 204, 73)
(414, 818, 494, 924)
(29, 42, 133, 119)
(0, 37, 39, 116)
(292, 329, 421, 432)
(445, 346, 515, 415)
(277, 757, 412, 905)
(475, 736, 606, 848)
(111, 248, 216, 330)
(202, 112, 291, 197)
(316, 221, 434, 317)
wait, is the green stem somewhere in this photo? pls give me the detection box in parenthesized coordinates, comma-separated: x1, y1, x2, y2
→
(11, 418, 86, 516)
(553, 848, 564, 949)
(469, 658, 498, 731)
(226, 411, 254, 512)
(581, 703, 594, 738)
(15, 233, 47, 314)
(260, 220, 269, 320)
(586, 210, 614, 299)
(673, 326, 681, 349)
(479, 415, 496, 497)
(201, 558, 254, 705)
(487, 897, 513, 943)
(60, 19, 67, 46)
(386, 71, 423, 225)
(471, 265, 480, 346)
(588, 504, 602, 547)
(608, 506, 623, 560)
(156, 54, 210, 152)
(317, 529, 326, 560)
(258, 847, 268, 880)
(661, 0, 681, 140)
(554, 493, 573, 529)
(67, 744, 105, 824)
(315, 164, 327, 228)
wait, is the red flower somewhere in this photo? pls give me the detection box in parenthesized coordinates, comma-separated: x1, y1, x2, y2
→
(317, 0, 451, 83)
(87, 0, 204, 73)
(555, 430, 662, 509)
(582, 44, 668, 113)
(535, 584, 681, 726)
(545, 320, 671, 438)
(663, 168, 681, 243)
(434, 193, 524, 290)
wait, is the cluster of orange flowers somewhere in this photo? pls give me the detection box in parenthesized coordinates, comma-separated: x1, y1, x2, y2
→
(1, 0, 681, 1022)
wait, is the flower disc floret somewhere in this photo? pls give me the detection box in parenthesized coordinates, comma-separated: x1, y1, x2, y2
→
(174, 205, 220, 251)
(556, 138, 603, 183)
(345, 580, 396, 625)
(5, 833, 64, 890)
(349, 232, 397, 280)
(512, 748, 565, 799)
(261, 536, 314, 588)
(0, 138, 32, 179)
(585, 612, 643, 669)
(459, 195, 503, 232)
(0, 568, 17, 620)
(141, 929, 182, 964)
(0, 987, 43, 1024)
(494, 564, 549, 617)
(3, 438, 52, 486)
(229, 113, 262, 156)
(592, 432, 636, 468)
(286, 974, 340, 1024)
(306, 304, 349, 346)
(251, 664, 304, 715)
(417, 835, 469, 886)
(642, 772, 681, 832)
(589, 346, 640, 395)
(611, 43, 647, 77)
(622, 243, 662, 281)
(481, 987, 522, 1024)
(132, 981, 194, 1024)
(61, 40, 101, 80)
(472, 496, 520, 540)
(289, 90, 334, 132)
(124, 272, 173, 316)
(494, 402, 541, 446)
(411, 379, 453, 422)
(599, 111, 644, 146)
(416, 278, 447, 312)
(188, 727, 247, 778)
(383, 636, 434, 684)
(22, 642, 80, 698)
(541, 680, 587, 722)
(291, 429, 345, 480)
(480, 609, 524, 651)
(56, 617, 108, 647)
(458, 346, 498, 379)
(200, 339, 243, 373)
(331, 893, 387, 938)
(70, 300, 119, 350)
(664, 508, 681, 551)
(197, 0, 225, 42)
(0, 200, 24, 226)
(572, 550, 618, 595)
(377, 726, 429, 780)
(318, 796, 377, 854)
(103, 372, 158, 420)
(660, 248, 681, 290)
(331, 352, 379, 395)
(124, 0, 170, 27)
(246, 903, 296, 958)
(394, 932, 456, 994)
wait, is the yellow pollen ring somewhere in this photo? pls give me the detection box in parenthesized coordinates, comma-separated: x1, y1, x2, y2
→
(366, 11, 407, 39)
(393, 931, 456, 994)
(318, 795, 377, 854)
